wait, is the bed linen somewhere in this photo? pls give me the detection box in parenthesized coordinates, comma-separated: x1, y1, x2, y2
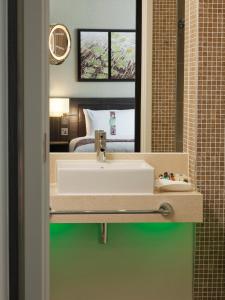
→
(69, 136, 135, 152)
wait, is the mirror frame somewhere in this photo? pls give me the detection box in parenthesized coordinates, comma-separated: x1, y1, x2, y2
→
(135, 0, 142, 152)
(49, 24, 71, 65)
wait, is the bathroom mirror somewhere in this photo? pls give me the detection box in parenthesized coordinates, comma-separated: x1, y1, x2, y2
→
(49, 24, 71, 65)
(49, 0, 185, 153)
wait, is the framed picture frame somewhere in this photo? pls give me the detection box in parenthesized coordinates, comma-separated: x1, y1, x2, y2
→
(78, 29, 136, 82)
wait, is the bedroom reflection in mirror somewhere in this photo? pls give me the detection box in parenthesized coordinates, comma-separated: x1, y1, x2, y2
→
(49, 98, 136, 153)
(49, 0, 139, 153)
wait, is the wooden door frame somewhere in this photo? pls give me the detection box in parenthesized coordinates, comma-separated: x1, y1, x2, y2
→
(0, 0, 9, 299)
(8, 0, 49, 299)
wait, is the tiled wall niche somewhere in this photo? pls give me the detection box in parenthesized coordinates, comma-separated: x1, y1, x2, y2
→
(152, 0, 185, 152)
(184, 0, 198, 185)
(184, 0, 225, 298)
(152, 0, 177, 152)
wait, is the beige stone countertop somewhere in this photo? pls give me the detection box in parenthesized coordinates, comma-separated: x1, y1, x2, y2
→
(50, 183, 203, 224)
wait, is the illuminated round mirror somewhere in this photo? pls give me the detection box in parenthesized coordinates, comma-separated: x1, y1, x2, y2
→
(49, 24, 71, 65)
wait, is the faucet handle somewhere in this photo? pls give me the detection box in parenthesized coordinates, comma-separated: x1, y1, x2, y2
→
(95, 130, 106, 139)
(95, 130, 106, 151)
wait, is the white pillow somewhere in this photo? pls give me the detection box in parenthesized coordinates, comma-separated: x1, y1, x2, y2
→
(83, 109, 135, 139)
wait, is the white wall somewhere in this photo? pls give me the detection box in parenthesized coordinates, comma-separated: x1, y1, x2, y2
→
(50, 0, 136, 98)
(0, 0, 8, 299)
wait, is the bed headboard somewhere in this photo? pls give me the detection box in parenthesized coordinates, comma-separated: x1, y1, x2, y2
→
(69, 97, 135, 139)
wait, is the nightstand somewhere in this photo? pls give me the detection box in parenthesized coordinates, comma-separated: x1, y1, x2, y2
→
(50, 141, 69, 152)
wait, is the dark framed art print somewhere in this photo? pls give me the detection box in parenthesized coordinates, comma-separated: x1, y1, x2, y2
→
(78, 29, 136, 82)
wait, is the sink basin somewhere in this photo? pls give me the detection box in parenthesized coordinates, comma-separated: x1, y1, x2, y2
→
(57, 160, 154, 195)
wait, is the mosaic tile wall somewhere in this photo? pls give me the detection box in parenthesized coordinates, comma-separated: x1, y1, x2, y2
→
(152, 0, 177, 152)
(184, 0, 225, 298)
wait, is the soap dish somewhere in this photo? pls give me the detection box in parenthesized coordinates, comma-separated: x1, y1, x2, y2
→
(155, 179, 194, 192)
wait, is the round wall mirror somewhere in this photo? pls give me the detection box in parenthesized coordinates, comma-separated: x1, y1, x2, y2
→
(49, 24, 71, 65)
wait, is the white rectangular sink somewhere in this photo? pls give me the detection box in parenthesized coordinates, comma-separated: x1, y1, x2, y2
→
(57, 160, 154, 195)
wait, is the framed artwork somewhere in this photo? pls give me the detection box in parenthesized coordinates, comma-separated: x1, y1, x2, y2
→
(78, 29, 136, 81)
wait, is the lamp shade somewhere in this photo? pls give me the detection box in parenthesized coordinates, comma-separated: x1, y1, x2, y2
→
(49, 98, 69, 117)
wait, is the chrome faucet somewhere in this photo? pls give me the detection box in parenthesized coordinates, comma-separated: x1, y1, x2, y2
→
(95, 130, 106, 162)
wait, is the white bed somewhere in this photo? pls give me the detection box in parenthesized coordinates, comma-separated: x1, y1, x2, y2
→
(69, 108, 135, 152)
(69, 136, 135, 152)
